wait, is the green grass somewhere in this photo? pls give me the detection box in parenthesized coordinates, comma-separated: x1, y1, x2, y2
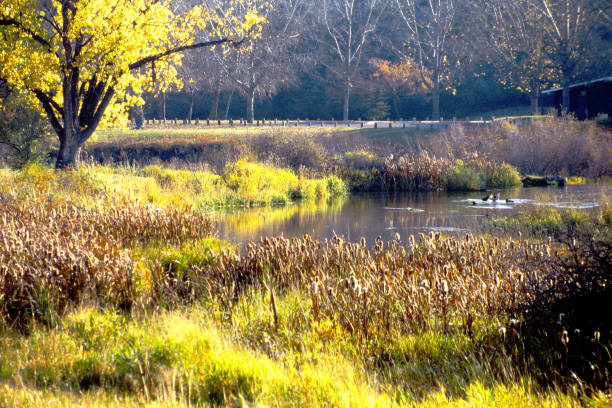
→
(0, 161, 347, 209)
(0, 293, 604, 407)
(92, 126, 349, 143)
(471, 105, 533, 120)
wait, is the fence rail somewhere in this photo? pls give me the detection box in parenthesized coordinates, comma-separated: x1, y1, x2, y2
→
(136, 115, 553, 130)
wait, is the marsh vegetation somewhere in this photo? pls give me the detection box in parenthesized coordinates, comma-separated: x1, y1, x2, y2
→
(0, 119, 611, 406)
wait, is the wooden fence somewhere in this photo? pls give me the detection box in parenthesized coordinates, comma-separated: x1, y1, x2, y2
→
(136, 115, 552, 130)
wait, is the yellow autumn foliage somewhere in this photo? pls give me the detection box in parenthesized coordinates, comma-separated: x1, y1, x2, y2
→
(0, 0, 266, 127)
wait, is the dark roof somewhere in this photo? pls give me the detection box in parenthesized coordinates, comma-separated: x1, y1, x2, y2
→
(541, 76, 612, 95)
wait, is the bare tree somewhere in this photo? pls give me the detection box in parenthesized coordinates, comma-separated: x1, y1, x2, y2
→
(527, 0, 601, 111)
(315, 0, 383, 121)
(176, 48, 227, 121)
(214, 0, 310, 123)
(395, 0, 458, 120)
(475, 0, 558, 114)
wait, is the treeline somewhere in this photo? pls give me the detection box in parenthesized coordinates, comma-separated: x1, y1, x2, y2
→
(140, 0, 611, 122)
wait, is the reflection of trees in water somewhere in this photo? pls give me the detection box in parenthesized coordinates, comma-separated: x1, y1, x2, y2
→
(218, 198, 346, 242)
(218, 185, 612, 244)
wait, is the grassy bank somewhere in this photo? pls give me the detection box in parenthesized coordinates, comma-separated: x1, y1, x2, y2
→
(0, 161, 346, 209)
(0, 164, 610, 406)
(77, 117, 611, 193)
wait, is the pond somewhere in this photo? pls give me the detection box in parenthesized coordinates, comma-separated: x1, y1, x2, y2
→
(216, 184, 611, 245)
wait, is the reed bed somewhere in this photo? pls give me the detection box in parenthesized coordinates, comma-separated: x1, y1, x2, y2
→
(336, 151, 520, 192)
(0, 195, 216, 325)
(192, 232, 554, 340)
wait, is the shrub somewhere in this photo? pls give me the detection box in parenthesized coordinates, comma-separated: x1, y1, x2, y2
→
(437, 117, 612, 178)
(0, 92, 54, 168)
(248, 132, 328, 171)
(508, 213, 612, 389)
(336, 151, 386, 192)
(490, 162, 522, 189)
(223, 159, 299, 205)
(445, 161, 486, 191)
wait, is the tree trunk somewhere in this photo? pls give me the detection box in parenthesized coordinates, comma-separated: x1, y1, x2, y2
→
(224, 89, 234, 120)
(134, 104, 145, 129)
(56, 136, 83, 169)
(210, 80, 220, 119)
(187, 92, 195, 121)
(561, 84, 570, 114)
(247, 88, 255, 123)
(160, 93, 166, 121)
(391, 93, 401, 120)
(343, 75, 350, 121)
(432, 82, 440, 121)
(530, 95, 540, 115)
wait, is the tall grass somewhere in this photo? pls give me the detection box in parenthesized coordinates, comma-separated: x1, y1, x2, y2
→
(191, 233, 552, 340)
(337, 151, 521, 192)
(434, 117, 612, 178)
(85, 118, 611, 182)
(0, 194, 217, 326)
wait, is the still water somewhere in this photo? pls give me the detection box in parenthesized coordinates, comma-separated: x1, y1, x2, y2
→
(216, 184, 611, 245)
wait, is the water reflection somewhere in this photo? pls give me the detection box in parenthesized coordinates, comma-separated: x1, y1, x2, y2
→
(216, 184, 611, 245)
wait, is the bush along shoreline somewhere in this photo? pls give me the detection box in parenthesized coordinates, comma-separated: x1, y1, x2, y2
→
(336, 151, 521, 192)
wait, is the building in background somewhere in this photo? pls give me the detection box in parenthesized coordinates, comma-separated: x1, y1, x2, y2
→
(541, 77, 612, 120)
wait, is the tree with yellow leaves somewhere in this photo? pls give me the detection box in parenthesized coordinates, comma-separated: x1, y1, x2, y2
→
(0, 0, 265, 168)
(371, 58, 432, 118)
